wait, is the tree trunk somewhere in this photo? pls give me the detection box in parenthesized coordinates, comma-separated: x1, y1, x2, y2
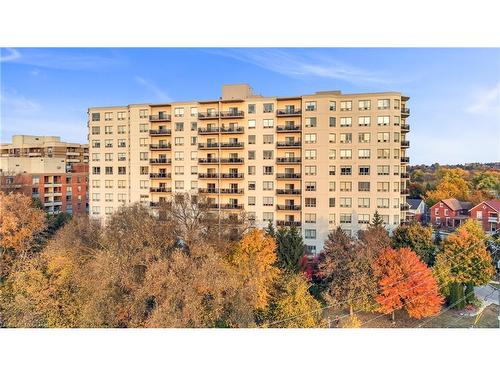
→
(391, 311, 395, 324)
(349, 305, 353, 317)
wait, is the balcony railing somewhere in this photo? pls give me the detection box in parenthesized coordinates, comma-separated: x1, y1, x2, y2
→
(401, 156, 410, 163)
(150, 173, 171, 179)
(401, 140, 410, 147)
(198, 188, 218, 194)
(276, 109, 302, 117)
(401, 124, 410, 131)
(276, 125, 302, 132)
(198, 112, 219, 119)
(198, 158, 219, 164)
(220, 110, 245, 118)
(220, 173, 244, 179)
(401, 172, 410, 179)
(401, 189, 409, 195)
(276, 220, 302, 227)
(220, 126, 244, 134)
(277, 141, 302, 148)
(220, 142, 244, 148)
(276, 189, 301, 195)
(150, 158, 172, 164)
(149, 114, 171, 122)
(276, 173, 301, 179)
(400, 204, 410, 211)
(401, 108, 410, 115)
(198, 173, 219, 179)
(220, 203, 244, 210)
(220, 158, 244, 164)
(488, 216, 499, 223)
(150, 144, 171, 150)
(198, 127, 220, 134)
(149, 129, 171, 136)
(220, 188, 244, 194)
(276, 157, 301, 164)
(276, 204, 301, 211)
(198, 143, 219, 149)
(150, 187, 172, 193)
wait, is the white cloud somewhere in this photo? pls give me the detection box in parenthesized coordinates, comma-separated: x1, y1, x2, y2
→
(209, 49, 392, 85)
(0, 89, 42, 113)
(0, 48, 21, 62)
(466, 82, 500, 114)
(0, 48, 122, 71)
(135, 76, 171, 102)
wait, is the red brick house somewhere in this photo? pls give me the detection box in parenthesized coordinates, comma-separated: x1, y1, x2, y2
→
(430, 198, 473, 230)
(469, 200, 500, 234)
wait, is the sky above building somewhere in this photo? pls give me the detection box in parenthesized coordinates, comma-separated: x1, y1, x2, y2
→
(1, 48, 499, 164)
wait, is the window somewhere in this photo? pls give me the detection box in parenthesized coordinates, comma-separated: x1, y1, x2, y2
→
(118, 180, 126, 189)
(140, 180, 148, 189)
(377, 198, 389, 208)
(191, 122, 198, 131)
(248, 119, 256, 128)
(305, 181, 316, 191)
(263, 197, 274, 206)
(329, 101, 336, 111)
(358, 198, 370, 208)
(304, 229, 316, 239)
(190, 107, 198, 117)
(305, 149, 317, 160)
(174, 107, 184, 117)
(377, 182, 390, 192)
(394, 132, 400, 142)
(340, 214, 352, 224)
(329, 166, 336, 176)
(105, 180, 113, 188)
(118, 153, 126, 161)
(377, 149, 390, 159)
(175, 122, 184, 131)
(329, 117, 336, 127)
(340, 197, 352, 208)
(248, 166, 256, 175)
(358, 116, 371, 126)
(359, 166, 370, 175)
(340, 149, 352, 159)
(305, 166, 317, 176)
(329, 133, 336, 143)
(104, 153, 112, 161)
(191, 166, 198, 175)
(248, 181, 256, 190)
(191, 136, 197, 145)
(340, 101, 352, 111)
(340, 181, 352, 192)
(394, 116, 400, 126)
(358, 100, 371, 110)
(174, 151, 184, 161)
(92, 113, 100, 121)
(305, 198, 316, 208)
(263, 134, 274, 144)
(340, 117, 352, 127)
(305, 101, 317, 111)
(359, 132, 370, 143)
(191, 151, 197, 161)
(263, 212, 274, 222)
(91, 126, 100, 135)
(105, 193, 113, 202)
(377, 116, 390, 126)
(263, 166, 273, 175)
(263, 181, 274, 190)
(358, 149, 371, 159)
(305, 117, 317, 127)
(246, 150, 255, 160)
(394, 99, 400, 110)
(248, 104, 256, 114)
(340, 133, 352, 143)
(305, 133, 317, 144)
(118, 139, 126, 147)
(118, 166, 126, 175)
(377, 165, 390, 176)
(175, 166, 184, 175)
(444, 209, 449, 217)
(175, 137, 184, 146)
(329, 213, 336, 225)
(105, 166, 113, 175)
(263, 119, 274, 128)
(340, 166, 352, 175)
(358, 214, 370, 224)
(377, 132, 390, 143)
(327, 182, 335, 192)
(92, 180, 100, 188)
(92, 193, 100, 202)
(305, 213, 316, 223)
(92, 140, 100, 148)
(329, 149, 336, 160)
(263, 103, 274, 113)
(248, 134, 256, 144)
(105, 126, 112, 134)
(175, 181, 184, 190)
(117, 125, 126, 134)
(248, 196, 256, 206)
(139, 138, 148, 147)
(139, 123, 148, 133)
(92, 153, 100, 161)
(378, 99, 390, 110)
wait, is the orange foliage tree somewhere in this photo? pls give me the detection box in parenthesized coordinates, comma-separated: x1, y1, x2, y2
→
(373, 247, 444, 323)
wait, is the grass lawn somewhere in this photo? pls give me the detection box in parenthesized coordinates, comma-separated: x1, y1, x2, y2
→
(324, 304, 499, 328)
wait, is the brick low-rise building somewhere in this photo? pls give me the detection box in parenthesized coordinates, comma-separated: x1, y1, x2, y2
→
(430, 198, 473, 230)
(469, 200, 500, 234)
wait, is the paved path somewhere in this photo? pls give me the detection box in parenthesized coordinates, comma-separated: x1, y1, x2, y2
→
(475, 284, 499, 307)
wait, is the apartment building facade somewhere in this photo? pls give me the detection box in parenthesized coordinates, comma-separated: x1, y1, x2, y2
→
(0, 135, 89, 170)
(88, 84, 410, 253)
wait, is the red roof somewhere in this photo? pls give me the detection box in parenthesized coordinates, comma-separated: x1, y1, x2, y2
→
(470, 199, 500, 213)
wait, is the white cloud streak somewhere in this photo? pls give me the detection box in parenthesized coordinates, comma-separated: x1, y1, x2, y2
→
(209, 49, 392, 85)
(466, 82, 500, 115)
(1, 89, 42, 113)
(135, 76, 171, 102)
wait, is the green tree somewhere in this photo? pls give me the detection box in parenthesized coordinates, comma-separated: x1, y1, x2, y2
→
(370, 211, 385, 228)
(275, 226, 305, 273)
(392, 222, 436, 265)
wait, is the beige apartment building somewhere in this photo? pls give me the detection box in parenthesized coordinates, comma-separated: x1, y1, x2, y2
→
(1, 135, 89, 170)
(87, 84, 410, 254)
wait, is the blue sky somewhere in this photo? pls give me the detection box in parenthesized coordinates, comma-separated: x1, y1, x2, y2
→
(1, 48, 499, 164)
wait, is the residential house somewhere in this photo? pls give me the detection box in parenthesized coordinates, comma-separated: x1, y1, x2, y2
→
(430, 198, 472, 230)
(469, 200, 500, 234)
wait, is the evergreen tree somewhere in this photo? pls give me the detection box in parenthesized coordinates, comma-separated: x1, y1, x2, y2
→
(370, 211, 385, 228)
(275, 226, 305, 273)
(265, 220, 275, 238)
(434, 230, 442, 246)
(392, 221, 436, 265)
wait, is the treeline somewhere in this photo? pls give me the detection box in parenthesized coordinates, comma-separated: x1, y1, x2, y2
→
(0, 192, 497, 328)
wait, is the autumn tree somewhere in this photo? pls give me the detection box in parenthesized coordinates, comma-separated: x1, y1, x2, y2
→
(392, 222, 436, 265)
(433, 219, 495, 308)
(425, 168, 471, 206)
(370, 210, 385, 228)
(230, 229, 280, 311)
(0, 192, 46, 279)
(373, 247, 444, 323)
(274, 225, 305, 273)
(264, 273, 322, 328)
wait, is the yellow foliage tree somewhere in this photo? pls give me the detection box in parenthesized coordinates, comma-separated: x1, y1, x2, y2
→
(341, 314, 362, 328)
(425, 168, 470, 206)
(231, 229, 280, 310)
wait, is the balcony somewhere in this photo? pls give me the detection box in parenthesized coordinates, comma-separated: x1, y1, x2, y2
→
(150, 144, 171, 151)
(220, 157, 244, 164)
(220, 142, 244, 149)
(401, 189, 409, 195)
(401, 156, 410, 163)
(276, 109, 302, 117)
(198, 112, 219, 119)
(276, 157, 301, 164)
(276, 204, 301, 211)
(198, 143, 219, 149)
(220, 188, 244, 195)
(149, 129, 172, 136)
(276, 189, 301, 195)
(400, 204, 409, 211)
(401, 108, 410, 116)
(401, 140, 410, 148)
(276, 220, 302, 227)
(401, 172, 410, 179)
(198, 188, 218, 194)
(149, 114, 172, 122)
(150, 158, 172, 164)
(220, 110, 245, 119)
(220, 203, 244, 210)
(220, 173, 244, 179)
(150, 187, 172, 193)
(198, 173, 219, 179)
(207, 203, 220, 210)
(488, 216, 499, 223)
(276, 125, 302, 132)
(220, 126, 244, 134)
(150, 202, 160, 208)
(198, 158, 219, 164)
(276, 173, 301, 180)
(401, 124, 410, 132)
(276, 141, 301, 148)
(198, 127, 220, 134)
(150, 173, 171, 179)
